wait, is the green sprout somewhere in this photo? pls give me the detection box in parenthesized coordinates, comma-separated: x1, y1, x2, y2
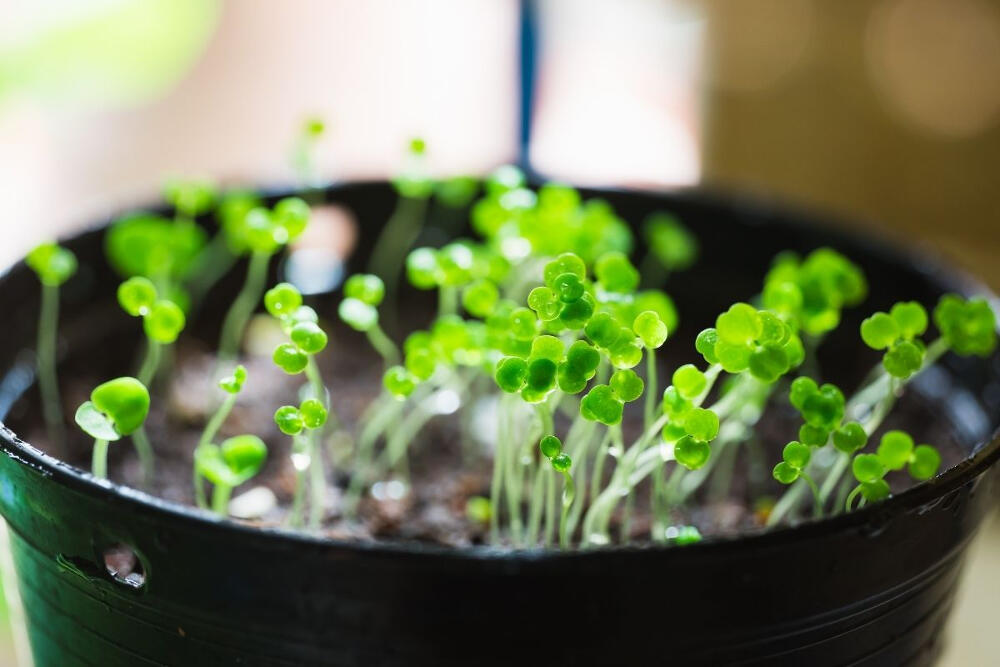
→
(117, 277, 186, 387)
(291, 115, 326, 187)
(218, 197, 310, 360)
(761, 248, 867, 336)
(274, 399, 329, 528)
(538, 435, 575, 547)
(845, 430, 940, 512)
(338, 273, 399, 365)
(105, 213, 206, 290)
(26, 241, 77, 450)
(264, 281, 334, 528)
(860, 301, 929, 378)
(644, 212, 698, 273)
(366, 138, 434, 322)
(193, 365, 248, 509)
(194, 435, 267, 516)
(772, 442, 821, 517)
(164, 179, 216, 223)
(706, 303, 804, 381)
(933, 294, 997, 357)
(74, 377, 150, 480)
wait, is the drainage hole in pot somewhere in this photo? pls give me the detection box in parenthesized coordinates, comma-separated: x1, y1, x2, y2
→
(102, 544, 145, 589)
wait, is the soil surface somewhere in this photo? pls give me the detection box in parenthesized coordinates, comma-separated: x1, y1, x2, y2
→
(10, 316, 967, 548)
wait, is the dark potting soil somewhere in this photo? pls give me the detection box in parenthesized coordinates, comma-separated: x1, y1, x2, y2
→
(10, 315, 966, 549)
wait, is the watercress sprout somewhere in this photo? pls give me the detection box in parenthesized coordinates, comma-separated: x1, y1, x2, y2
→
(74, 377, 150, 480)
(195, 435, 267, 515)
(26, 241, 77, 450)
(218, 197, 310, 360)
(772, 442, 821, 516)
(339, 273, 399, 364)
(193, 365, 248, 508)
(117, 277, 186, 387)
(366, 139, 434, 323)
(274, 399, 330, 528)
(933, 294, 997, 357)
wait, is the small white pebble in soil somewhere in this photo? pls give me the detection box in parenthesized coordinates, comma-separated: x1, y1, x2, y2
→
(229, 486, 278, 519)
(371, 479, 408, 501)
(588, 533, 610, 546)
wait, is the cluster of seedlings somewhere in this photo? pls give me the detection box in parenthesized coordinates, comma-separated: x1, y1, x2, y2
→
(24, 140, 997, 549)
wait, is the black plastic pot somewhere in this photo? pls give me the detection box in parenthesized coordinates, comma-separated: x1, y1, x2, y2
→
(0, 183, 997, 667)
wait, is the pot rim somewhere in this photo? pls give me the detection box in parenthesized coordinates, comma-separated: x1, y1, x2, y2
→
(1, 181, 997, 561)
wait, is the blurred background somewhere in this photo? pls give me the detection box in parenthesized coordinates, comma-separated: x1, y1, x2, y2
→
(0, 0, 998, 664)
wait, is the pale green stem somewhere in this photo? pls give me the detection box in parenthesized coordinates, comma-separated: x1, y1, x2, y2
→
(589, 430, 613, 505)
(505, 406, 534, 545)
(565, 419, 596, 538)
(309, 432, 326, 529)
(195, 393, 237, 509)
(438, 286, 458, 318)
(37, 283, 64, 451)
(344, 394, 407, 516)
(305, 357, 329, 407)
(544, 467, 557, 547)
(367, 195, 429, 331)
(137, 339, 162, 387)
(212, 484, 233, 516)
(621, 489, 635, 544)
(218, 250, 271, 361)
(801, 472, 822, 518)
(526, 462, 545, 546)
(652, 459, 668, 542)
(489, 395, 509, 544)
(92, 439, 110, 479)
(289, 434, 308, 528)
(199, 395, 237, 450)
(559, 471, 576, 548)
(845, 485, 863, 513)
(131, 426, 155, 487)
(644, 348, 657, 430)
(186, 232, 238, 307)
(366, 323, 400, 366)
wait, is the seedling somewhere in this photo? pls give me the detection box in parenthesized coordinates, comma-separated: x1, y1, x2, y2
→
(26, 241, 77, 450)
(367, 138, 433, 323)
(337, 274, 399, 365)
(265, 282, 334, 528)
(195, 434, 267, 515)
(291, 116, 326, 187)
(193, 365, 248, 508)
(768, 293, 991, 525)
(74, 377, 150, 480)
(218, 197, 310, 360)
(117, 277, 186, 386)
(274, 399, 329, 528)
(105, 209, 206, 312)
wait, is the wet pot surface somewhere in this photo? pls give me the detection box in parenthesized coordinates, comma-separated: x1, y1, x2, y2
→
(0, 182, 998, 667)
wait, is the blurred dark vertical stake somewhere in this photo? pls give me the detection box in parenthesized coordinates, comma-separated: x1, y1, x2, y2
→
(519, 0, 538, 172)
